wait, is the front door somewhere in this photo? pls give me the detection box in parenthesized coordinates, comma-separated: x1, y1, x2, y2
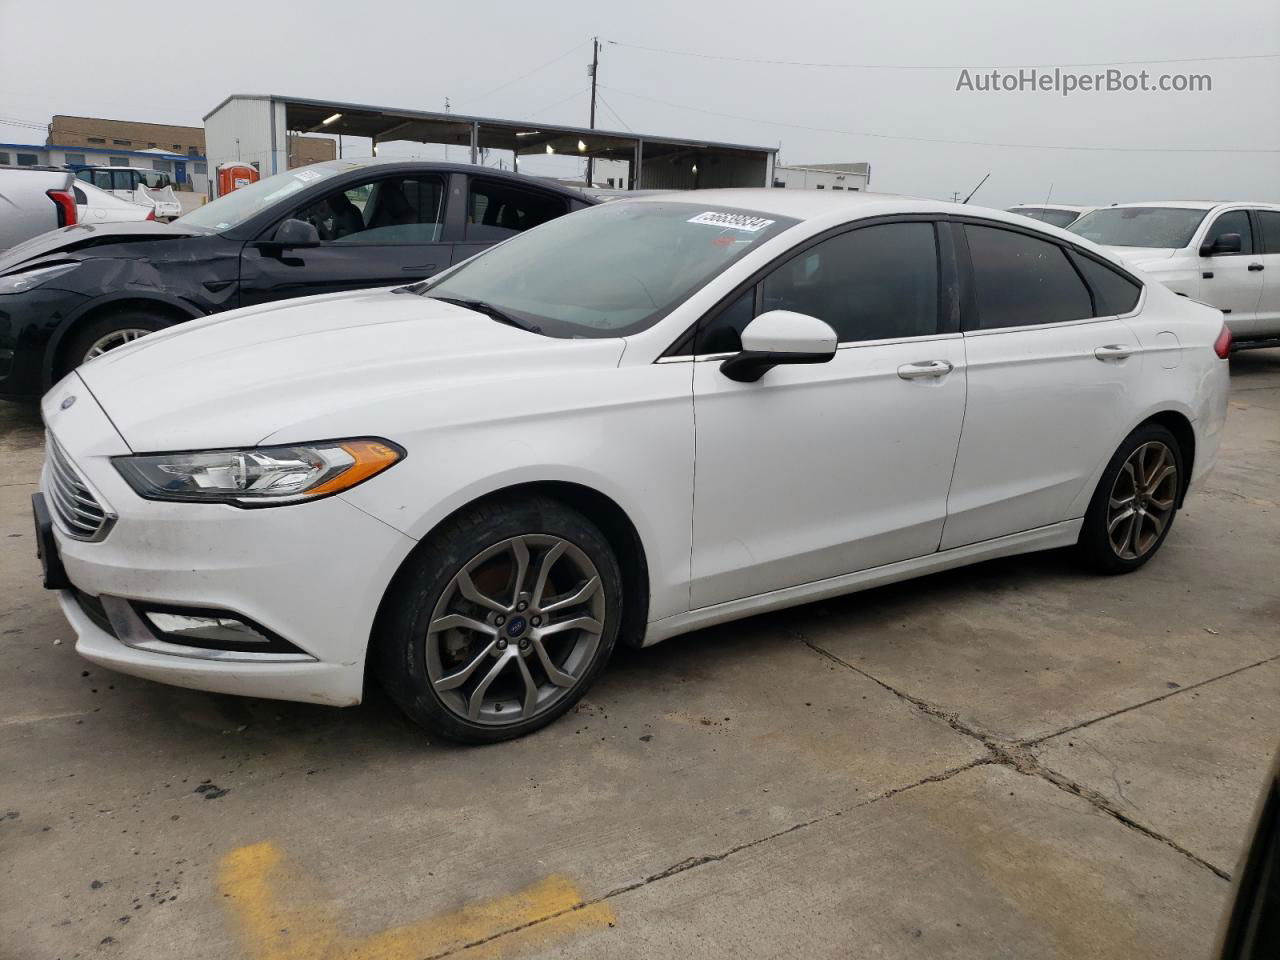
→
(1198, 209, 1264, 336)
(238, 173, 453, 307)
(941, 221, 1145, 548)
(690, 220, 967, 608)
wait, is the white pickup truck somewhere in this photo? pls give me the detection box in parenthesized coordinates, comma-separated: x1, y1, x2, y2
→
(0, 167, 77, 253)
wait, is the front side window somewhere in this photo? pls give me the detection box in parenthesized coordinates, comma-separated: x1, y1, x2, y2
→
(1203, 210, 1253, 256)
(758, 222, 940, 344)
(1256, 210, 1280, 255)
(1068, 207, 1207, 249)
(423, 201, 798, 339)
(293, 175, 445, 244)
(965, 224, 1093, 329)
(466, 180, 569, 242)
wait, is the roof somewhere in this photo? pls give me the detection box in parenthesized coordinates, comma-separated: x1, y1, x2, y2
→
(623, 187, 965, 219)
(204, 93, 777, 157)
(1105, 200, 1246, 211)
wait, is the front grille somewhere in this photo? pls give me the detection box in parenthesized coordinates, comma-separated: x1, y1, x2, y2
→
(45, 435, 113, 542)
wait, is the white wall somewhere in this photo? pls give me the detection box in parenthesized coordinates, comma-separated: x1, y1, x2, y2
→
(773, 166, 868, 192)
(204, 96, 286, 195)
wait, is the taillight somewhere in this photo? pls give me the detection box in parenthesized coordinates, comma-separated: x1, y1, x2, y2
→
(1213, 322, 1232, 359)
(145, 208, 156, 221)
(46, 189, 78, 228)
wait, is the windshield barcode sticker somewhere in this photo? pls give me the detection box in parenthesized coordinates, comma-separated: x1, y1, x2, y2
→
(687, 211, 775, 232)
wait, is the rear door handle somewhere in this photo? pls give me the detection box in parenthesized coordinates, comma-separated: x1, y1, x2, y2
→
(1094, 344, 1134, 361)
(1248, 263, 1264, 272)
(897, 360, 953, 380)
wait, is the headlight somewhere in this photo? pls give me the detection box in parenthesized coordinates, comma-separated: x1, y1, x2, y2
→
(0, 263, 78, 295)
(112, 438, 403, 506)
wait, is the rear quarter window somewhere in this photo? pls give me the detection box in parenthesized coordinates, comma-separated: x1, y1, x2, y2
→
(1068, 251, 1142, 315)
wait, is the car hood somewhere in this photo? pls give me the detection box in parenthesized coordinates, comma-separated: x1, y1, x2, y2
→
(1097, 245, 1180, 264)
(0, 220, 204, 273)
(74, 288, 626, 451)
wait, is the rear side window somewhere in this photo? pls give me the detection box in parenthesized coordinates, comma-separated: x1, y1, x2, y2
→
(466, 180, 569, 242)
(1068, 251, 1142, 316)
(1255, 210, 1280, 255)
(73, 186, 87, 204)
(964, 224, 1092, 329)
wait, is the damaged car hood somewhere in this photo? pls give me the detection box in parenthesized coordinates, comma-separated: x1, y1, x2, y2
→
(0, 221, 206, 274)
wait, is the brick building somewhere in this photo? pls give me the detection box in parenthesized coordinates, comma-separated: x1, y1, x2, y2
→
(49, 115, 336, 168)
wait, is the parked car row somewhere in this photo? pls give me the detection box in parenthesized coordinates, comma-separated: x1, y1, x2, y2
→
(0, 159, 594, 399)
(33, 187, 1230, 741)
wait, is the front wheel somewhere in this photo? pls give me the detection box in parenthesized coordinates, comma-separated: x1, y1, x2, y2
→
(374, 498, 623, 744)
(61, 310, 171, 375)
(1077, 423, 1184, 575)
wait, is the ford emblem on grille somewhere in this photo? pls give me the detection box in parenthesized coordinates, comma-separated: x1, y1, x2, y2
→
(60, 395, 76, 410)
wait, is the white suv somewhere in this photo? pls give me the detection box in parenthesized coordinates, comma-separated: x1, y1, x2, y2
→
(1069, 202, 1280, 345)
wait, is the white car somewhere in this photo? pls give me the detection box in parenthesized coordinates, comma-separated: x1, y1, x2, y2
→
(35, 191, 1231, 743)
(73, 179, 155, 225)
(1069, 202, 1280, 345)
(1005, 204, 1092, 229)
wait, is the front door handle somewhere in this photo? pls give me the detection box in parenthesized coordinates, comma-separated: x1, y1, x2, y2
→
(897, 360, 953, 380)
(1248, 263, 1264, 272)
(1094, 344, 1134, 361)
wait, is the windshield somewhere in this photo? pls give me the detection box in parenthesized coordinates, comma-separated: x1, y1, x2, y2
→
(1009, 207, 1080, 229)
(1068, 207, 1207, 249)
(422, 201, 798, 338)
(176, 166, 341, 232)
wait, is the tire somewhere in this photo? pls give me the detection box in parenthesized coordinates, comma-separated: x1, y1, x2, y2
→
(374, 497, 623, 744)
(1077, 422, 1185, 575)
(60, 310, 173, 376)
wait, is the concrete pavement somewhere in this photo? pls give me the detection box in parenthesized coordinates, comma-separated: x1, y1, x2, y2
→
(1, 349, 1277, 959)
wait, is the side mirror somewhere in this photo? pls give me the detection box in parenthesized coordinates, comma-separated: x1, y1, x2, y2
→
(1200, 232, 1242, 257)
(272, 218, 321, 247)
(719, 310, 837, 383)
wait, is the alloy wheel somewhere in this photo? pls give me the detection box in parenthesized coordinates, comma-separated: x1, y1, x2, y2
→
(1106, 441, 1178, 561)
(425, 535, 606, 726)
(83, 328, 154, 363)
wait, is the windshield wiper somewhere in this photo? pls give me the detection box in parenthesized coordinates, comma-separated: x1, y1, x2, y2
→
(429, 296, 542, 334)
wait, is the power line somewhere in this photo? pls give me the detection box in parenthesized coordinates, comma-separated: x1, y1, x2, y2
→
(600, 84, 1280, 154)
(605, 38, 1280, 70)
(595, 91, 633, 131)
(466, 41, 589, 105)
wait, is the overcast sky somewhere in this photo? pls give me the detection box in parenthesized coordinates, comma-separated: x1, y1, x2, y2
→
(1, 0, 1277, 207)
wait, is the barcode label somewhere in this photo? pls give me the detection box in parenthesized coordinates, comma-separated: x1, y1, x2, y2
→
(687, 211, 775, 232)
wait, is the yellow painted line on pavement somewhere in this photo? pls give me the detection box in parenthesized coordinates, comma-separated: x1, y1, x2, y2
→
(218, 841, 614, 960)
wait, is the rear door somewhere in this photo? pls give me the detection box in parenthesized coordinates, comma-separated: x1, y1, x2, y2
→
(1251, 209, 1280, 338)
(449, 176, 575, 263)
(941, 220, 1146, 548)
(237, 171, 452, 307)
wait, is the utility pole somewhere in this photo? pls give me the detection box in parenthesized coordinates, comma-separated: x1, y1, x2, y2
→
(586, 36, 599, 187)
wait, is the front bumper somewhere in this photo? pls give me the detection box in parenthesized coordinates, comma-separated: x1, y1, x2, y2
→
(40, 378, 418, 706)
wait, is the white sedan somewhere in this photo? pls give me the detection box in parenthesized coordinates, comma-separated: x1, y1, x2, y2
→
(36, 191, 1231, 743)
(73, 179, 156, 224)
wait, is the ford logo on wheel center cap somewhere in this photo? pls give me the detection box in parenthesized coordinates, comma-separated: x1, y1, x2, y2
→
(506, 616, 528, 638)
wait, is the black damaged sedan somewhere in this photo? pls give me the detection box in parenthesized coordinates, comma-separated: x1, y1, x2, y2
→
(0, 159, 593, 399)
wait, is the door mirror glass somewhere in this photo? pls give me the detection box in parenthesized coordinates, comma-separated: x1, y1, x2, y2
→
(272, 218, 321, 247)
(720, 310, 837, 383)
(1200, 232, 1243, 257)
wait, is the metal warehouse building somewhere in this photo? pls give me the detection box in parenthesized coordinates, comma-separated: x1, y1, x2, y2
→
(203, 94, 777, 195)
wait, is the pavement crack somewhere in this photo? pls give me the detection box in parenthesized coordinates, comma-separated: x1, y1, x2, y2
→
(1022, 653, 1280, 747)
(796, 632, 1236, 883)
(425, 757, 988, 958)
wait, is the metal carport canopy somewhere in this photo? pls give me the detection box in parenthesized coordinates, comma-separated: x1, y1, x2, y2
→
(206, 94, 776, 185)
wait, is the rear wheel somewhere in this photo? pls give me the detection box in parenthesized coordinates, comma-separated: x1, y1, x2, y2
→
(1078, 423, 1184, 574)
(375, 497, 622, 744)
(60, 310, 172, 376)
